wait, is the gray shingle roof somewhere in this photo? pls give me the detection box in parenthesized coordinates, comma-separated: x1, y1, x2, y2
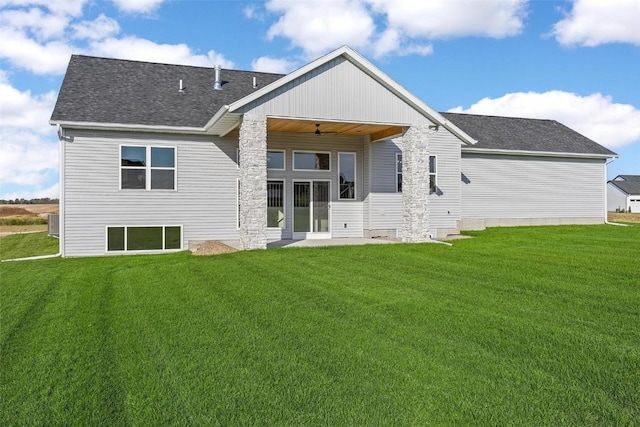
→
(442, 112, 616, 156)
(609, 175, 640, 195)
(51, 55, 617, 158)
(50, 55, 285, 128)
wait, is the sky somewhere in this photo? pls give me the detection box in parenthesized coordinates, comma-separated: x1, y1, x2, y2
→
(1, 0, 639, 200)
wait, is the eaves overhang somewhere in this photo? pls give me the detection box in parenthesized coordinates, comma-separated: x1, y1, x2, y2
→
(462, 146, 618, 160)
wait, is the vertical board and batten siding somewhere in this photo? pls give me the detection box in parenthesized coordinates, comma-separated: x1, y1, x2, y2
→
(266, 132, 365, 239)
(367, 129, 462, 237)
(61, 130, 240, 256)
(460, 153, 606, 225)
(238, 57, 432, 126)
(607, 183, 629, 212)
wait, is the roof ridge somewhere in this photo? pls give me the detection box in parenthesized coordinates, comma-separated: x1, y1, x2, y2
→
(70, 54, 286, 76)
(442, 111, 558, 123)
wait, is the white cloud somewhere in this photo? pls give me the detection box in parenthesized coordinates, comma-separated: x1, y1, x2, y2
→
(0, 2, 235, 74)
(265, 0, 376, 58)
(448, 91, 640, 149)
(251, 56, 297, 74)
(111, 0, 165, 14)
(0, 128, 58, 188)
(260, 0, 527, 58)
(0, 6, 70, 40)
(0, 77, 57, 131)
(367, 0, 527, 39)
(552, 0, 640, 47)
(0, 0, 86, 17)
(90, 36, 235, 68)
(0, 182, 59, 201)
(0, 26, 74, 74)
(72, 14, 120, 40)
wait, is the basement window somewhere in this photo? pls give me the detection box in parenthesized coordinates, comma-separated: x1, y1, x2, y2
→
(107, 225, 182, 252)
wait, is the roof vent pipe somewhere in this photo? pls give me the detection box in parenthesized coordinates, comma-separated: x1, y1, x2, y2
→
(214, 65, 222, 90)
(252, 76, 257, 88)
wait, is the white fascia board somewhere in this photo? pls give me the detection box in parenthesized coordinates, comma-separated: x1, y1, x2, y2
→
(203, 105, 230, 132)
(214, 45, 477, 146)
(462, 146, 617, 160)
(50, 120, 205, 134)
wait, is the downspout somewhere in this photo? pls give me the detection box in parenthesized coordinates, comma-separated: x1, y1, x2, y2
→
(603, 157, 627, 226)
(2, 253, 61, 262)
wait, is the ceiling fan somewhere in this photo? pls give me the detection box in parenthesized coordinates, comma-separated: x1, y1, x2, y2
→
(313, 123, 339, 136)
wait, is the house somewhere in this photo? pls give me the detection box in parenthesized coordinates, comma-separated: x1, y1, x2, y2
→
(50, 46, 617, 257)
(607, 175, 640, 213)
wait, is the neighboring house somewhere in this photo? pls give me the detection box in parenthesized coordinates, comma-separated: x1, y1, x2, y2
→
(50, 46, 617, 257)
(607, 175, 640, 212)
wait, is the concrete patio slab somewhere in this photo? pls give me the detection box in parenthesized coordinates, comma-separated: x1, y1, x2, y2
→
(221, 237, 400, 250)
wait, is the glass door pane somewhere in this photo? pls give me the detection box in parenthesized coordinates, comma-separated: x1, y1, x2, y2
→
(294, 182, 310, 232)
(313, 181, 330, 233)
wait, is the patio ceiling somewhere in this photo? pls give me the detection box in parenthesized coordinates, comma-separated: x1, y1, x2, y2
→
(267, 118, 404, 141)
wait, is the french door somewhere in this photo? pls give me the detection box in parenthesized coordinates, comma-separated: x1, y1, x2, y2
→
(293, 180, 330, 239)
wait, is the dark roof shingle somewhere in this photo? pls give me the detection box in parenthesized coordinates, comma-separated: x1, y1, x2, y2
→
(442, 112, 616, 156)
(51, 55, 284, 128)
(609, 175, 640, 195)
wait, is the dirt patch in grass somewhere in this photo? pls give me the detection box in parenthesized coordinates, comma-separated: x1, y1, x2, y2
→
(0, 204, 59, 217)
(0, 206, 37, 217)
(190, 240, 237, 255)
(608, 212, 640, 223)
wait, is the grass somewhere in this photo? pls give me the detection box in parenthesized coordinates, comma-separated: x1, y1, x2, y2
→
(0, 217, 48, 226)
(0, 232, 59, 260)
(1, 225, 639, 425)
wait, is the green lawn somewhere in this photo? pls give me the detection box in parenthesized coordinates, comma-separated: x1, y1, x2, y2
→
(1, 225, 638, 425)
(0, 232, 59, 260)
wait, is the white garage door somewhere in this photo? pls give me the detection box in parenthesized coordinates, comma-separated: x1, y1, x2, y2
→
(629, 197, 640, 213)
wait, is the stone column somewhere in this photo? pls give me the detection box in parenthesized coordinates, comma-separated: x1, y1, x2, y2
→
(239, 114, 267, 250)
(402, 125, 432, 243)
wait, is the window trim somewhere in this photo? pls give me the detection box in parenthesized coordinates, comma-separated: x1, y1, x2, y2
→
(396, 153, 402, 193)
(292, 150, 332, 172)
(267, 180, 286, 229)
(429, 155, 437, 195)
(105, 225, 183, 253)
(338, 152, 356, 200)
(267, 149, 286, 171)
(120, 145, 177, 191)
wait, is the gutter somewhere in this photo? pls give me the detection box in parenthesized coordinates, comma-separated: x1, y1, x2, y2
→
(462, 146, 617, 160)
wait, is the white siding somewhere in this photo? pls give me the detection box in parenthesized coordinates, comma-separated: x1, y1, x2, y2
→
(607, 183, 629, 212)
(239, 57, 432, 126)
(461, 153, 606, 226)
(367, 129, 462, 237)
(61, 130, 240, 256)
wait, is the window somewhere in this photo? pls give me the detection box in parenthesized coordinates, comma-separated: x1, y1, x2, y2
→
(267, 150, 285, 170)
(339, 152, 356, 199)
(429, 155, 437, 194)
(267, 181, 285, 228)
(107, 225, 182, 252)
(293, 151, 330, 171)
(396, 153, 402, 192)
(121, 146, 175, 190)
(395, 154, 436, 194)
